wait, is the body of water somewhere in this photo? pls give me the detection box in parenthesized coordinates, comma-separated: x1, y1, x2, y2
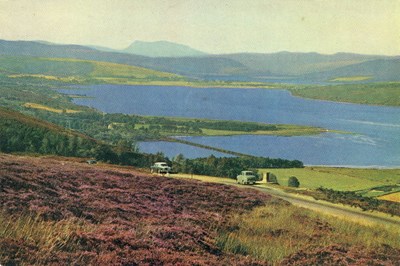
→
(59, 85, 400, 167)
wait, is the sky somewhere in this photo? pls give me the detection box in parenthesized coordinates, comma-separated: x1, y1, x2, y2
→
(0, 0, 399, 55)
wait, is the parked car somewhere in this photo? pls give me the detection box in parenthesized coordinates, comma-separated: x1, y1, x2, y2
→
(151, 162, 172, 174)
(236, 170, 258, 185)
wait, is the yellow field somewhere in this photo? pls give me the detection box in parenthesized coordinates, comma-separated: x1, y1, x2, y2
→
(9, 74, 84, 83)
(24, 103, 80, 114)
(379, 192, 400, 203)
(200, 126, 328, 136)
(330, 76, 372, 82)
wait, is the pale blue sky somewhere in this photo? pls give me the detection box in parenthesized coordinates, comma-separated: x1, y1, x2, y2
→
(1, 0, 399, 55)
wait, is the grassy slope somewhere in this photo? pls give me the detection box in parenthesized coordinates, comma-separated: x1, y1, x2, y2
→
(259, 167, 400, 192)
(218, 204, 400, 264)
(0, 106, 92, 140)
(1, 154, 400, 265)
(290, 82, 400, 106)
(0, 56, 277, 88)
(0, 56, 183, 83)
(0, 154, 269, 265)
(23, 102, 81, 113)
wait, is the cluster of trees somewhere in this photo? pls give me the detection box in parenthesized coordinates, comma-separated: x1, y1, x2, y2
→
(316, 188, 400, 217)
(0, 115, 96, 157)
(0, 107, 167, 169)
(171, 154, 303, 179)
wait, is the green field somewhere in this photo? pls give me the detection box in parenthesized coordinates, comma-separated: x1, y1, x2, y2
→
(290, 82, 400, 106)
(0, 56, 279, 88)
(134, 117, 331, 137)
(330, 76, 372, 82)
(0, 56, 184, 84)
(259, 167, 400, 192)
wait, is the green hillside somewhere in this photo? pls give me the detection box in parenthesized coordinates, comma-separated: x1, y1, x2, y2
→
(0, 106, 97, 155)
(2, 40, 399, 82)
(223, 52, 379, 76)
(0, 106, 168, 167)
(290, 82, 400, 106)
(0, 56, 184, 84)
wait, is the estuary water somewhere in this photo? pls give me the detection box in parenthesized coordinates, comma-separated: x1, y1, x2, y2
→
(59, 85, 400, 167)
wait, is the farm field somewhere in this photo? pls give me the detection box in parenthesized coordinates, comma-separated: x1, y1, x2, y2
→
(329, 76, 372, 82)
(23, 102, 81, 114)
(379, 192, 400, 203)
(0, 56, 183, 84)
(260, 167, 400, 191)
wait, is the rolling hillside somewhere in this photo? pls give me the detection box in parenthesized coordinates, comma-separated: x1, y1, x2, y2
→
(2, 39, 399, 81)
(0, 153, 270, 265)
(0, 56, 183, 83)
(0, 106, 98, 155)
(306, 58, 400, 81)
(0, 40, 246, 78)
(1, 154, 400, 265)
(290, 82, 400, 106)
(222, 52, 386, 76)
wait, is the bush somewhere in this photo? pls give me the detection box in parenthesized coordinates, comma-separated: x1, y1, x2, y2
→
(267, 172, 279, 184)
(288, 176, 300, 188)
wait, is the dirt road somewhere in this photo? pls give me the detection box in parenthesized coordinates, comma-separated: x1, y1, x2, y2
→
(171, 173, 400, 227)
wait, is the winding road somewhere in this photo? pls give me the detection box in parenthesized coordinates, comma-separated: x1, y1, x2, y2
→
(171, 173, 400, 227)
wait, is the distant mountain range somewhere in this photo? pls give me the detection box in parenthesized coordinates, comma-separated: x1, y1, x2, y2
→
(88, 40, 208, 58)
(123, 41, 208, 57)
(0, 39, 399, 82)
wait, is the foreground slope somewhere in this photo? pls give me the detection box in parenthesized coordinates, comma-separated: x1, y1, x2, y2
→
(1, 154, 400, 265)
(0, 154, 269, 265)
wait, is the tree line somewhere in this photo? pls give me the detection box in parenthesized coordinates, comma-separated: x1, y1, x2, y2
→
(171, 154, 303, 179)
(0, 110, 165, 168)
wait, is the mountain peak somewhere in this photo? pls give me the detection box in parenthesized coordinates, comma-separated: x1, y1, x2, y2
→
(123, 40, 208, 58)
